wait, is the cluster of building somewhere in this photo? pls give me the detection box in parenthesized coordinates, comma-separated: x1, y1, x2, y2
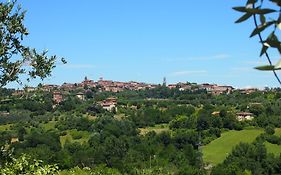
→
(17, 77, 155, 96)
(212, 111, 255, 121)
(6, 76, 266, 121)
(12, 76, 263, 97)
(11, 77, 264, 110)
(168, 83, 235, 95)
(53, 90, 117, 111)
(167, 82, 261, 95)
(58, 77, 158, 92)
(11, 77, 158, 96)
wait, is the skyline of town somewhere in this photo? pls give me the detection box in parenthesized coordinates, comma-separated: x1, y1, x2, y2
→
(11, 75, 264, 94)
(12, 0, 281, 89)
(7, 75, 275, 90)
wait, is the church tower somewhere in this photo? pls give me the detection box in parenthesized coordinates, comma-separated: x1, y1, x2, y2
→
(163, 77, 167, 87)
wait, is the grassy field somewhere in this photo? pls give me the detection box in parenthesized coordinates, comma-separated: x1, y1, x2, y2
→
(265, 142, 281, 156)
(139, 124, 169, 135)
(0, 124, 12, 131)
(114, 114, 126, 120)
(41, 121, 57, 131)
(265, 128, 281, 156)
(202, 128, 264, 165)
(60, 129, 91, 147)
(275, 128, 281, 136)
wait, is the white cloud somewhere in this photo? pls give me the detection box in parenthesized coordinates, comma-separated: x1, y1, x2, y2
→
(170, 70, 207, 77)
(230, 67, 253, 72)
(189, 54, 230, 61)
(212, 54, 231, 59)
(164, 53, 231, 62)
(242, 60, 265, 66)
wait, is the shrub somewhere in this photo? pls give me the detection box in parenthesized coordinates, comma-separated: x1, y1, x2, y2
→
(265, 125, 275, 135)
(0, 154, 58, 175)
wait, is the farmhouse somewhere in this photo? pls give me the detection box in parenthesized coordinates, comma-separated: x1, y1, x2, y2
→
(211, 111, 220, 116)
(76, 92, 85, 101)
(0, 111, 10, 116)
(53, 91, 63, 104)
(239, 88, 258, 94)
(10, 137, 19, 144)
(212, 85, 234, 95)
(199, 84, 234, 95)
(236, 112, 254, 121)
(98, 97, 117, 112)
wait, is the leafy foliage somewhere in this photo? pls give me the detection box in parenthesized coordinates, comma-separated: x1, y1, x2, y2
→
(0, 0, 65, 87)
(233, 0, 281, 84)
(0, 154, 58, 175)
(211, 142, 281, 174)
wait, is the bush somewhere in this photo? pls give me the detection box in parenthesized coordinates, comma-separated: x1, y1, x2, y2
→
(60, 131, 68, 136)
(0, 154, 58, 175)
(266, 135, 281, 145)
(71, 132, 83, 140)
(265, 125, 275, 135)
(59, 165, 122, 175)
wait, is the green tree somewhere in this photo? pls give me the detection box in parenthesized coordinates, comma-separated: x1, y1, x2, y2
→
(0, 0, 65, 87)
(17, 126, 26, 141)
(233, 0, 281, 85)
(0, 154, 58, 175)
(265, 125, 275, 135)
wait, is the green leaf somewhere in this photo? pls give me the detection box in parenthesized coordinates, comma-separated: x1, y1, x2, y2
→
(260, 44, 269, 56)
(255, 63, 281, 71)
(260, 14, 266, 25)
(264, 32, 281, 53)
(255, 65, 275, 70)
(233, 7, 247, 13)
(250, 21, 275, 37)
(235, 13, 252, 23)
(245, 8, 276, 14)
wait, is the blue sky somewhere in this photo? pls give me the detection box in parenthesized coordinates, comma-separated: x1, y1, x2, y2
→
(8, 0, 281, 88)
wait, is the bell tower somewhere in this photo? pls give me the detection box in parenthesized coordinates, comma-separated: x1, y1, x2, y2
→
(163, 77, 167, 87)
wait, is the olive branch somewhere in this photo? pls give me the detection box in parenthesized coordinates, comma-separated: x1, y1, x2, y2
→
(233, 0, 281, 85)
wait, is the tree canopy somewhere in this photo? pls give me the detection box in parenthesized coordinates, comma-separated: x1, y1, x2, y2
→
(0, 0, 65, 87)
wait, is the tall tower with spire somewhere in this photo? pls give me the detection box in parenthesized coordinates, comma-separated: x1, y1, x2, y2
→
(163, 77, 167, 87)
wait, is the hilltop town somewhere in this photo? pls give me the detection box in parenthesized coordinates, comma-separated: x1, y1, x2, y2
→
(12, 76, 260, 98)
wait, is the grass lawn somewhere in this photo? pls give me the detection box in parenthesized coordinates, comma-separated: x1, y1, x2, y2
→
(41, 121, 57, 131)
(202, 128, 264, 165)
(0, 124, 12, 131)
(139, 124, 169, 135)
(87, 115, 97, 121)
(274, 128, 281, 136)
(265, 142, 281, 156)
(114, 114, 126, 120)
(60, 129, 91, 147)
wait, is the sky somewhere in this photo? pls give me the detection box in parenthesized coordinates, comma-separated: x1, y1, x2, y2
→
(7, 0, 281, 88)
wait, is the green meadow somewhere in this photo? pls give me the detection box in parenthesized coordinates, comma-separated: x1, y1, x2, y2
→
(60, 129, 91, 147)
(202, 129, 264, 165)
(139, 124, 169, 135)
